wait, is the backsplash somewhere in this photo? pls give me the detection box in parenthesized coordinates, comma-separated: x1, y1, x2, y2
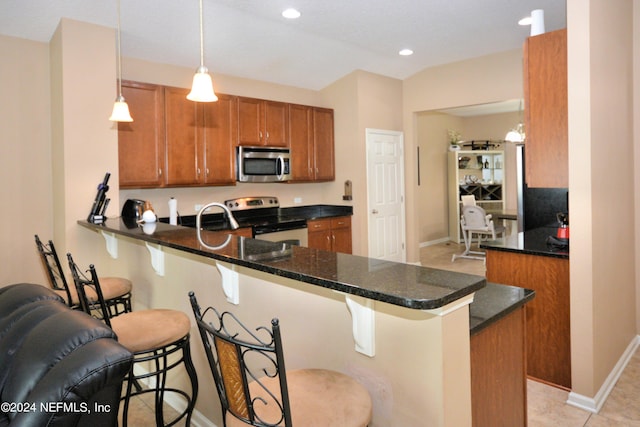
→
(523, 187, 568, 231)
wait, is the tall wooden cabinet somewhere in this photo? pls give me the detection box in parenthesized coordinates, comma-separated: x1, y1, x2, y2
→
(164, 86, 200, 186)
(237, 97, 288, 147)
(448, 150, 505, 243)
(118, 81, 166, 188)
(288, 105, 335, 182)
(524, 29, 568, 188)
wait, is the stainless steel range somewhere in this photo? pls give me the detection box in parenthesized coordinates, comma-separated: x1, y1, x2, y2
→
(224, 196, 308, 246)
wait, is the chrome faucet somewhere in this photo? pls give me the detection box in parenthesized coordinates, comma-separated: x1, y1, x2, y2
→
(195, 202, 240, 250)
(196, 202, 240, 231)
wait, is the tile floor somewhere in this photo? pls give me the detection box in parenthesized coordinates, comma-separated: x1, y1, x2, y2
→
(123, 242, 640, 426)
(422, 241, 640, 427)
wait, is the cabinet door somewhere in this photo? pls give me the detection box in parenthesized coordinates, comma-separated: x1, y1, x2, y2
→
(237, 97, 263, 146)
(331, 216, 352, 254)
(524, 29, 567, 188)
(203, 94, 237, 185)
(263, 100, 288, 147)
(307, 218, 332, 251)
(164, 86, 201, 186)
(288, 104, 314, 181)
(118, 81, 166, 188)
(312, 107, 335, 181)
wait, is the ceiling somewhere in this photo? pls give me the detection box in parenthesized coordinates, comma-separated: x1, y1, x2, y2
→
(1, 0, 565, 91)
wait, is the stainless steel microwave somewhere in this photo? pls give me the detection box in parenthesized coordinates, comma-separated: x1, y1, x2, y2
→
(236, 146, 292, 182)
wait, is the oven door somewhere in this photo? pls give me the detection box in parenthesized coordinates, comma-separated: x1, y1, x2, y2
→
(236, 146, 291, 182)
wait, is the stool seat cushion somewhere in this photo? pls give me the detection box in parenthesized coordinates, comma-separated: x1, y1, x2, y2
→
(60, 277, 132, 306)
(110, 309, 190, 353)
(226, 368, 372, 427)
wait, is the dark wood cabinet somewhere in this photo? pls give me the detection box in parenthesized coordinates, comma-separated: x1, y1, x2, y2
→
(237, 97, 288, 147)
(471, 306, 527, 427)
(164, 86, 200, 186)
(524, 28, 568, 188)
(288, 104, 335, 182)
(118, 81, 166, 188)
(203, 94, 237, 185)
(486, 249, 571, 389)
(307, 216, 352, 254)
(312, 107, 335, 181)
(118, 81, 333, 188)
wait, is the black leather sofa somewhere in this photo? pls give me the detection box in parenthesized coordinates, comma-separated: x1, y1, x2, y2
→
(0, 283, 133, 427)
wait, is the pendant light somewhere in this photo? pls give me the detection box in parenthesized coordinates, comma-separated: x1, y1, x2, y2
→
(505, 100, 525, 143)
(187, 0, 218, 102)
(109, 0, 133, 122)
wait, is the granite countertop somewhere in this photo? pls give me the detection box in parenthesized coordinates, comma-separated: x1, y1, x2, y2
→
(469, 283, 535, 335)
(480, 226, 569, 259)
(79, 219, 485, 311)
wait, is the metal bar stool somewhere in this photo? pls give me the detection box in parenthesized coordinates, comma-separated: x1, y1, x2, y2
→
(35, 234, 132, 316)
(189, 291, 372, 427)
(67, 253, 198, 427)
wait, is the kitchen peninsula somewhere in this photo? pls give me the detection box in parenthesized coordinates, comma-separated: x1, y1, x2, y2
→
(79, 218, 532, 426)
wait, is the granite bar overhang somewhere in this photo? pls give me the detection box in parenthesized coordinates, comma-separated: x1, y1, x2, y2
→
(79, 219, 486, 310)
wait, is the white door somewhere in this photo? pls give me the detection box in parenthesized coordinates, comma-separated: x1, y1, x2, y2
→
(366, 129, 406, 262)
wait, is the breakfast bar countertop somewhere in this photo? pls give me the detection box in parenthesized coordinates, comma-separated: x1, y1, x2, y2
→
(79, 219, 486, 311)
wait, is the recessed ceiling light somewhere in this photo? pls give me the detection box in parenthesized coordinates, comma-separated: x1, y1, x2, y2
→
(282, 8, 301, 19)
(399, 49, 414, 56)
(519, 16, 532, 26)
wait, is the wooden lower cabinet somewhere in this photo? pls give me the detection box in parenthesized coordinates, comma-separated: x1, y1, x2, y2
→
(486, 250, 571, 389)
(307, 216, 352, 254)
(471, 306, 527, 427)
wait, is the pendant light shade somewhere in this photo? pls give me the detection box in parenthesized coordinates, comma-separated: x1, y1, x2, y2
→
(187, 0, 218, 102)
(110, 95, 133, 122)
(504, 99, 524, 142)
(109, 0, 133, 122)
(505, 123, 525, 143)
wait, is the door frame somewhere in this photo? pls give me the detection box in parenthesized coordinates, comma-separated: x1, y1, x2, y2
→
(365, 128, 407, 263)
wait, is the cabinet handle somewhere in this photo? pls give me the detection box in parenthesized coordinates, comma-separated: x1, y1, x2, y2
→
(260, 131, 263, 139)
(266, 131, 270, 140)
(197, 168, 201, 176)
(159, 169, 162, 176)
(206, 168, 210, 176)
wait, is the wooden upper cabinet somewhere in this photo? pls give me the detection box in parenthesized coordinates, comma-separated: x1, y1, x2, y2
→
(288, 105, 335, 182)
(203, 94, 237, 185)
(312, 107, 335, 181)
(237, 97, 288, 147)
(288, 104, 314, 181)
(524, 28, 568, 188)
(118, 81, 166, 188)
(164, 86, 201, 186)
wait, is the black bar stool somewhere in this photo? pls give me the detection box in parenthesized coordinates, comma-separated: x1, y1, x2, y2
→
(35, 235, 132, 316)
(189, 291, 372, 427)
(67, 253, 198, 427)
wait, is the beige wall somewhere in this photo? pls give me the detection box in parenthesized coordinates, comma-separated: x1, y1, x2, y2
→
(403, 49, 524, 258)
(416, 110, 520, 244)
(0, 35, 52, 284)
(567, 0, 637, 400)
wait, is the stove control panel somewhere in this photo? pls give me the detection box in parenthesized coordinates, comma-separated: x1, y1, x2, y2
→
(224, 196, 279, 211)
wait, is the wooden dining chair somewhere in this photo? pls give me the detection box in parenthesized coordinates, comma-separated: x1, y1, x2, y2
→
(189, 291, 372, 427)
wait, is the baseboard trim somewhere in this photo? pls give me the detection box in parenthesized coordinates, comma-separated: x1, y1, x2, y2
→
(566, 335, 640, 413)
(419, 237, 451, 248)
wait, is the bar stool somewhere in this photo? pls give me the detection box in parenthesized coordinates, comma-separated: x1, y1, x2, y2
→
(189, 291, 372, 427)
(34, 235, 132, 316)
(67, 253, 198, 427)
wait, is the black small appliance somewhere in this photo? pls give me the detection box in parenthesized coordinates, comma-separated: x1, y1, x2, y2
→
(121, 199, 145, 228)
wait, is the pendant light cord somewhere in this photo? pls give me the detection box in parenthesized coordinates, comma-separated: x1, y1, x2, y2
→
(198, 0, 205, 68)
(116, 0, 123, 96)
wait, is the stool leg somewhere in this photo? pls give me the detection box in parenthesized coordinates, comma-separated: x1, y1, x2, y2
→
(183, 337, 199, 426)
